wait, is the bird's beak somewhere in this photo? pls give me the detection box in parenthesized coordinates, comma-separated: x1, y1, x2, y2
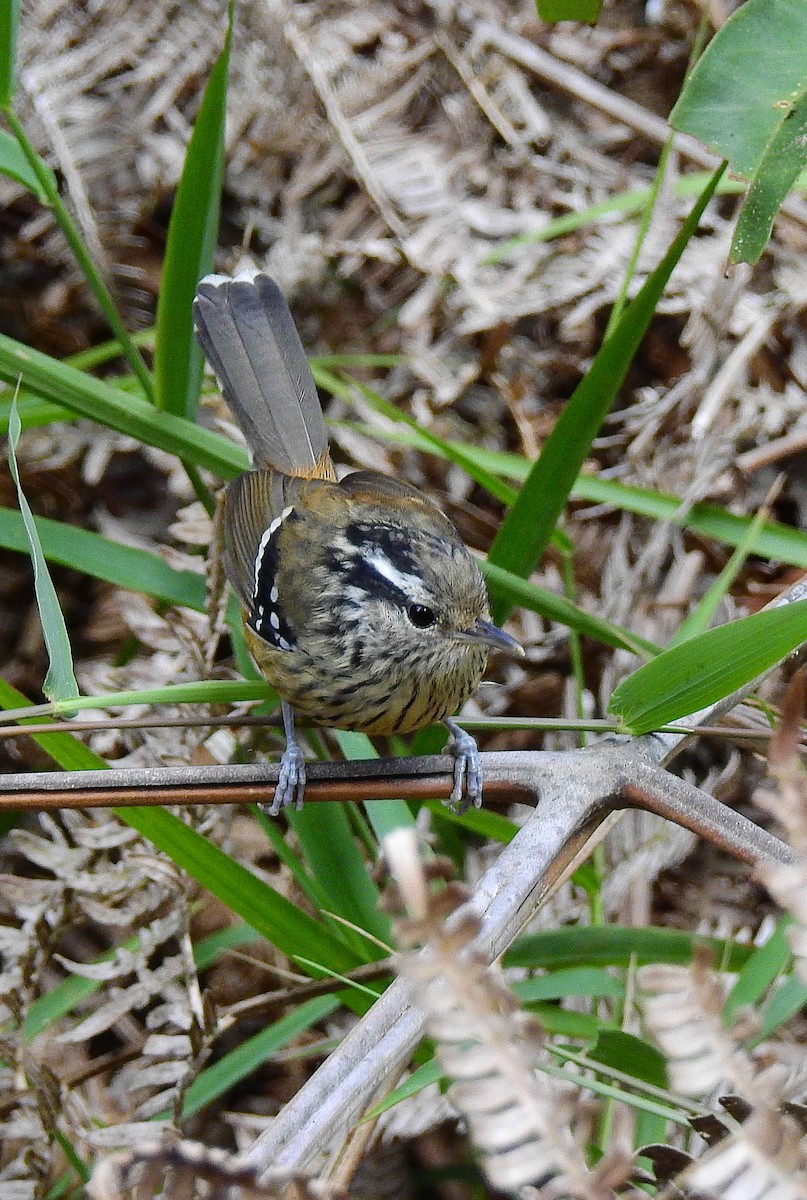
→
(455, 618, 525, 657)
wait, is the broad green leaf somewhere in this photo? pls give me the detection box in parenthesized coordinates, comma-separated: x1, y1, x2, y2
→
(537, 0, 602, 20)
(486, 166, 724, 623)
(589, 1030, 667, 1089)
(0, 128, 54, 201)
(730, 88, 807, 264)
(155, 15, 231, 418)
(610, 599, 807, 735)
(181, 995, 341, 1117)
(7, 396, 78, 702)
(505, 925, 752, 972)
(670, 0, 807, 178)
(513, 966, 623, 1002)
(0, 0, 19, 105)
(0, 329, 248, 477)
(0, 507, 207, 611)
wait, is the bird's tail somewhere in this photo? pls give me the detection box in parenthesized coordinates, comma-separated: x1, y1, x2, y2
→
(193, 272, 333, 478)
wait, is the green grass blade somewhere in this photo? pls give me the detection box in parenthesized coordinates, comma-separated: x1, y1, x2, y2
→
(606, 138, 674, 336)
(369, 1059, 442, 1117)
(573, 475, 807, 570)
(0, 0, 19, 105)
(486, 165, 725, 624)
(340, 375, 518, 506)
(588, 1031, 667, 1090)
(425, 800, 519, 845)
(0, 329, 248, 477)
(0, 127, 52, 199)
(330, 729, 415, 840)
(287, 803, 391, 952)
(255, 808, 338, 915)
(610, 599, 807, 735)
(154, 14, 231, 417)
(0, 679, 273, 724)
(0, 392, 71, 432)
(0, 507, 207, 610)
(181, 994, 341, 1117)
(0, 682, 354, 987)
(481, 171, 772, 266)
(7, 396, 78, 702)
(504, 925, 752, 971)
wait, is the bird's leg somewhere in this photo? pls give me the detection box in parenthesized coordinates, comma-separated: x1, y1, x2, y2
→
(443, 717, 483, 812)
(264, 700, 307, 815)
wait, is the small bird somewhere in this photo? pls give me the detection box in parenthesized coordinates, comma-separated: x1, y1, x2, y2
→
(193, 272, 522, 814)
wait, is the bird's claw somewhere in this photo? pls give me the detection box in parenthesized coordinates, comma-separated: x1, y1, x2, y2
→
(444, 719, 483, 813)
(263, 742, 307, 816)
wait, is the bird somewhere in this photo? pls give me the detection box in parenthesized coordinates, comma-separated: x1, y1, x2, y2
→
(193, 272, 523, 814)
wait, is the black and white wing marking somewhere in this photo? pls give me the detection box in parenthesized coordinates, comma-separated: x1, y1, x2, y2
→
(247, 506, 297, 651)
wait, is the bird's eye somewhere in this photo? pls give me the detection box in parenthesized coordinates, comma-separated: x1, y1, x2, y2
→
(407, 603, 437, 629)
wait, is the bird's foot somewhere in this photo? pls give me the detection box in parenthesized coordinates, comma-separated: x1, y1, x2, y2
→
(261, 702, 307, 816)
(444, 718, 483, 813)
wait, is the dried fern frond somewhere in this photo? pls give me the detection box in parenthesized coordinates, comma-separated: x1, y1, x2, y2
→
(383, 827, 597, 1195)
(638, 949, 763, 1102)
(678, 1107, 807, 1200)
(87, 1137, 339, 1200)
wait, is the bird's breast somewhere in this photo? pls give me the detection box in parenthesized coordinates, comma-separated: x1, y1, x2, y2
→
(245, 623, 486, 734)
